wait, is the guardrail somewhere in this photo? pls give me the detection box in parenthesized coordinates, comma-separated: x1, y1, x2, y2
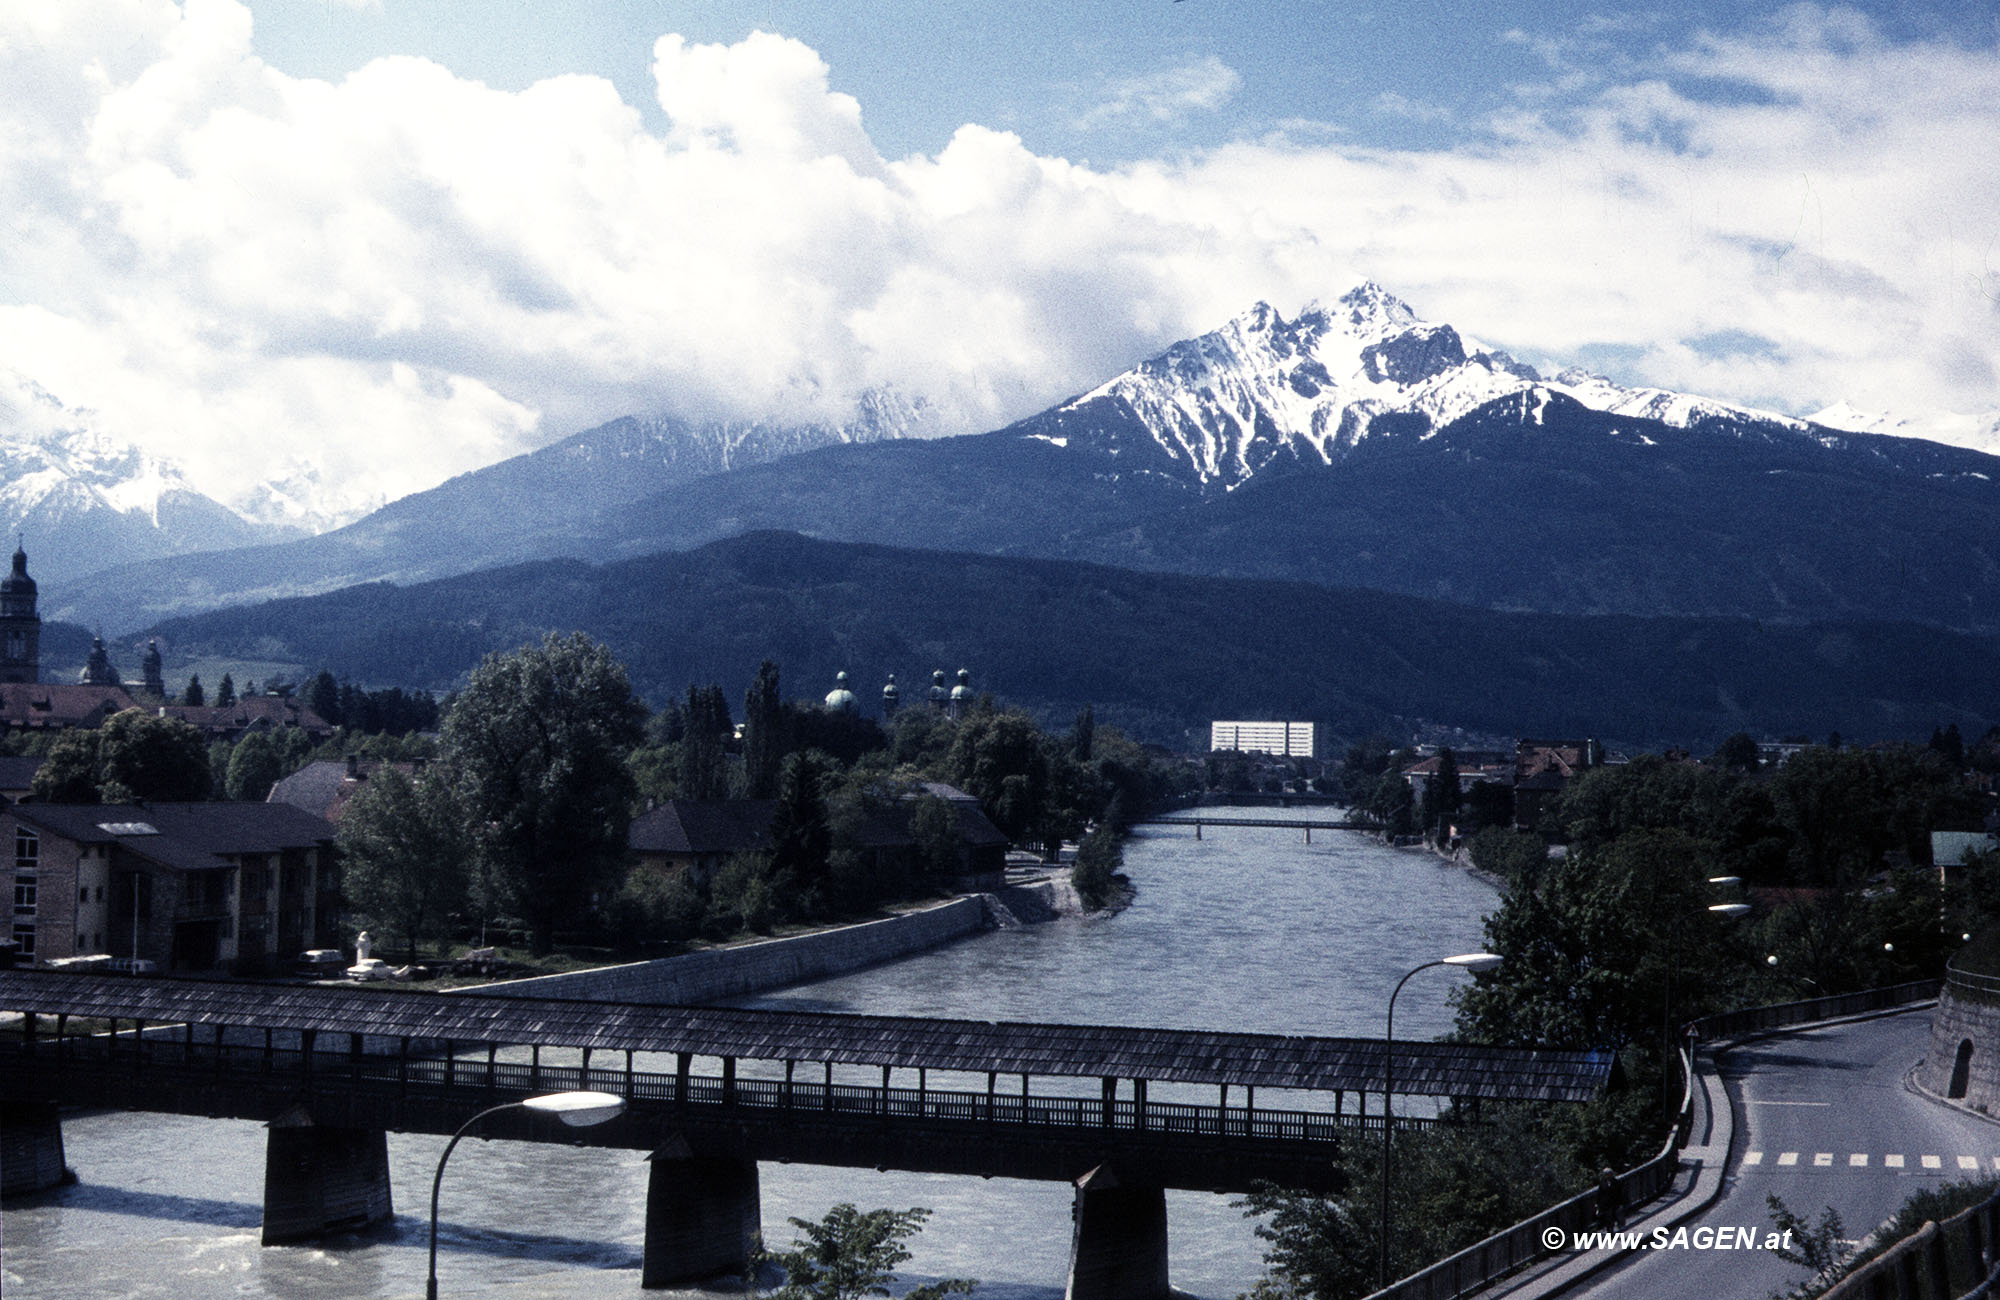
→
(1361, 980, 1941, 1300)
(1818, 1183, 2000, 1300)
(1946, 961, 2000, 1001)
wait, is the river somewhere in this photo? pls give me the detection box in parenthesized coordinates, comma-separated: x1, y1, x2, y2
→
(1, 812, 1500, 1300)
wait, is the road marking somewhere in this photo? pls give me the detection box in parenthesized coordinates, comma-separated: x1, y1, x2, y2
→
(1850, 1154, 1868, 1167)
(1961, 1156, 1980, 1171)
(1814, 1153, 1833, 1166)
(1887, 1155, 1906, 1168)
(1923, 1156, 1943, 1170)
(1777, 1152, 1799, 1166)
(1746, 1099, 1833, 1106)
(1743, 1151, 1764, 1165)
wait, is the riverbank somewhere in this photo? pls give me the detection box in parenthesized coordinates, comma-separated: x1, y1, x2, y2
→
(471, 872, 1080, 1004)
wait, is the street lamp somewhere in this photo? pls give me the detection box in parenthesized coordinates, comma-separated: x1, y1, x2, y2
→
(1380, 952, 1502, 1287)
(427, 1090, 626, 1299)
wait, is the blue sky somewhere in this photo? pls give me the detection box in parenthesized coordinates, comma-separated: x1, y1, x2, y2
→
(2, 1, 1996, 519)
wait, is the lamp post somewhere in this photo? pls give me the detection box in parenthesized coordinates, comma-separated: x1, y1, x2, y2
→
(427, 1090, 626, 1300)
(1380, 952, 1502, 1287)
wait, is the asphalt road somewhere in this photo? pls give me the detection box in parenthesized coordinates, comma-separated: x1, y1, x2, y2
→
(1583, 1008, 1997, 1300)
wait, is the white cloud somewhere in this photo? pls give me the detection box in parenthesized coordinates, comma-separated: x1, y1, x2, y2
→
(1079, 55, 1242, 129)
(0, 2, 1994, 524)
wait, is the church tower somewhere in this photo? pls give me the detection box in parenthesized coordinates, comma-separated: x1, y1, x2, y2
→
(80, 634, 120, 687)
(0, 544, 41, 684)
(140, 639, 165, 697)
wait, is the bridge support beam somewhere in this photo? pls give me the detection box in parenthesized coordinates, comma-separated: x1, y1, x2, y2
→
(1066, 1167, 1170, 1300)
(642, 1150, 760, 1286)
(1, 1100, 70, 1197)
(260, 1110, 393, 1244)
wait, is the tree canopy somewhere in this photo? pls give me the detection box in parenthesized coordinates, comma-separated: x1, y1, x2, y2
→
(439, 633, 646, 954)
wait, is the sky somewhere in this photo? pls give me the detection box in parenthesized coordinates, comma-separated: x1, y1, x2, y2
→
(1, 0, 1997, 521)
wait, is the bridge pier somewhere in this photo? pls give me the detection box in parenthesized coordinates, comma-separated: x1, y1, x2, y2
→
(1066, 1166, 1170, 1300)
(260, 1108, 393, 1244)
(641, 1149, 760, 1286)
(1, 1100, 70, 1196)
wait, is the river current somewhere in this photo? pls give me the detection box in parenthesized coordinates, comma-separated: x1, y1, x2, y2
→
(2, 811, 1500, 1300)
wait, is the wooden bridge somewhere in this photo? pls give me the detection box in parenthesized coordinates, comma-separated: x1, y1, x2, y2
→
(0, 970, 1607, 1300)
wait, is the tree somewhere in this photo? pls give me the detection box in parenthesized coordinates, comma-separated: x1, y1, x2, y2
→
(182, 674, 205, 707)
(1071, 703, 1095, 762)
(225, 730, 285, 800)
(762, 1203, 973, 1300)
(337, 765, 471, 965)
(215, 673, 236, 708)
(439, 634, 646, 954)
(304, 670, 341, 727)
(742, 659, 785, 799)
(96, 709, 212, 802)
(678, 683, 732, 801)
(32, 730, 104, 803)
(1712, 731, 1761, 772)
(1428, 748, 1461, 839)
(767, 750, 833, 917)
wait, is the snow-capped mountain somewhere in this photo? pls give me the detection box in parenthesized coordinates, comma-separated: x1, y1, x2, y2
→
(0, 369, 291, 582)
(1806, 401, 2000, 455)
(1010, 282, 1820, 492)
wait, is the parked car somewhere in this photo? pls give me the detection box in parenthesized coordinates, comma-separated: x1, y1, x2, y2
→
(297, 949, 347, 978)
(107, 957, 161, 975)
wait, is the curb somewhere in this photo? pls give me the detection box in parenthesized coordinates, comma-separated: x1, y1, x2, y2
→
(1487, 1002, 1938, 1300)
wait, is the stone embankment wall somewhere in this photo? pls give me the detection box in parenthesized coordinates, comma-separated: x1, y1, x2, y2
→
(475, 896, 990, 1004)
(1923, 984, 2000, 1111)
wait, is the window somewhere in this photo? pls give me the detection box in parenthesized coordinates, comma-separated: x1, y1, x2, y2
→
(13, 873, 35, 916)
(13, 922, 34, 956)
(79, 885, 88, 904)
(14, 826, 36, 872)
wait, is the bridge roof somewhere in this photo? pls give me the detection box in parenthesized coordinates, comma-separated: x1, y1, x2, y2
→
(0, 970, 1610, 1101)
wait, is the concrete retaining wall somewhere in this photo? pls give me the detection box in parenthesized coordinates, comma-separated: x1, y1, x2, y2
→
(1923, 984, 2000, 1112)
(472, 896, 988, 1004)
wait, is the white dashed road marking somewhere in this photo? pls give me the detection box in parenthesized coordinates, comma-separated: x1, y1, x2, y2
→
(1923, 1156, 1943, 1169)
(1849, 1154, 1868, 1167)
(1777, 1152, 1799, 1166)
(1887, 1155, 1906, 1168)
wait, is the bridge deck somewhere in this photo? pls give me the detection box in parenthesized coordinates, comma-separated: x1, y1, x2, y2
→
(0, 969, 1609, 1102)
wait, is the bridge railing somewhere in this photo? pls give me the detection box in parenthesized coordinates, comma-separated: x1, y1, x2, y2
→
(1361, 979, 1942, 1300)
(3, 1031, 1442, 1146)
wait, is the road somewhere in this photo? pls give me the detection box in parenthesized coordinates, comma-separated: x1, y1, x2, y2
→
(1582, 1008, 1996, 1300)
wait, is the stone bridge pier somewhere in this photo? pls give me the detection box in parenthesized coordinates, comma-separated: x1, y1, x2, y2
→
(260, 1106, 394, 1243)
(1068, 1165, 1171, 1300)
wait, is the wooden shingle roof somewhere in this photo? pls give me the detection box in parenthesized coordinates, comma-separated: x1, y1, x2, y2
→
(0, 970, 1610, 1101)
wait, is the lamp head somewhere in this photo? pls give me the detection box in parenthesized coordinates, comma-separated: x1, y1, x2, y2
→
(521, 1090, 627, 1128)
(1443, 951, 1503, 973)
(1708, 903, 1751, 918)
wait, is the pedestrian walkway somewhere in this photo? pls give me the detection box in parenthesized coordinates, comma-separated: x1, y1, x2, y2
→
(1739, 1151, 2000, 1172)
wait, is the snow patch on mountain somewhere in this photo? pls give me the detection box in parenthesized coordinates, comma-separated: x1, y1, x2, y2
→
(1807, 401, 2000, 456)
(1031, 283, 1899, 493)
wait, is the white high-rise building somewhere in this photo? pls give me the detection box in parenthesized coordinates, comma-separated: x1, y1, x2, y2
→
(1209, 721, 1315, 758)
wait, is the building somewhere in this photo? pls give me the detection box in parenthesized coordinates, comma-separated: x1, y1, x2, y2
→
(1209, 721, 1316, 759)
(1400, 751, 1514, 793)
(0, 544, 40, 683)
(267, 756, 422, 823)
(163, 693, 336, 743)
(1513, 738, 1603, 833)
(5, 801, 338, 973)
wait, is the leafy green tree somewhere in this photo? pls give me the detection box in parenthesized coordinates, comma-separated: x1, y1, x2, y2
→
(97, 709, 212, 802)
(225, 730, 285, 800)
(947, 708, 1047, 842)
(678, 682, 732, 801)
(336, 765, 471, 965)
(182, 674, 205, 707)
(1712, 731, 1761, 771)
(1070, 703, 1095, 762)
(761, 1203, 973, 1300)
(440, 634, 646, 954)
(742, 659, 786, 799)
(1466, 826, 1546, 884)
(31, 730, 104, 803)
(1070, 819, 1121, 910)
(215, 673, 236, 708)
(768, 750, 833, 917)
(1427, 748, 1460, 839)
(907, 793, 962, 888)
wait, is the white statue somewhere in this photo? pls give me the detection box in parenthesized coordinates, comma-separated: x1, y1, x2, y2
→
(355, 930, 373, 963)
